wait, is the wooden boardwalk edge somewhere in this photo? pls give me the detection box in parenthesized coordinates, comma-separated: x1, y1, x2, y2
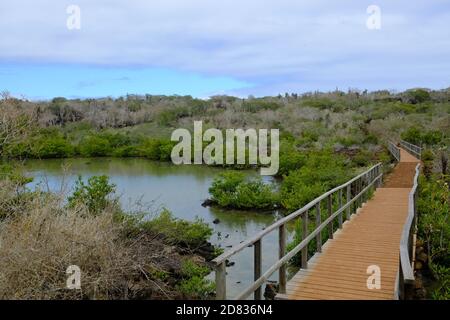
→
(277, 148, 420, 300)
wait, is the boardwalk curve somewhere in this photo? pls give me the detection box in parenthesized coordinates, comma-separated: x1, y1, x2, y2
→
(277, 148, 420, 300)
(213, 142, 422, 300)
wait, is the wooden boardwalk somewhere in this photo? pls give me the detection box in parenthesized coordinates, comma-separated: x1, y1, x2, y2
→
(278, 148, 420, 300)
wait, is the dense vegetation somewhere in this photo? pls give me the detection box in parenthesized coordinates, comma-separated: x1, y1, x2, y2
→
(208, 172, 280, 210)
(0, 87, 449, 299)
(1, 88, 448, 163)
(417, 150, 450, 299)
(279, 149, 354, 211)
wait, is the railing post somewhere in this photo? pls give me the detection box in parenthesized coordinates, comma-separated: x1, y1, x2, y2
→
(376, 166, 380, 186)
(362, 175, 365, 200)
(215, 262, 226, 300)
(372, 167, 376, 188)
(254, 240, 262, 300)
(301, 211, 309, 269)
(346, 184, 351, 221)
(374, 167, 377, 187)
(414, 188, 418, 219)
(373, 169, 377, 190)
(365, 172, 369, 200)
(377, 165, 382, 188)
(357, 178, 362, 209)
(351, 181, 355, 214)
(278, 224, 286, 294)
(376, 165, 380, 185)
(361, 176, 364, 204)
(327, 194, 333, 239)
(398, 257, 405, 300)
(315, 203, 322, 252)
(338, 188, 343, 228)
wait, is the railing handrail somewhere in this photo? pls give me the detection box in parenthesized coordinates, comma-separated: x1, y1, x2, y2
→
(214, 139, 420, 300)
(400, 140, 422, 159)
(213, 162, 382, 265)
(397, 163, 420, 293)
(400, 139, 422, 149)
(214, 162, 383, 300)
(388, 141, 401, 162)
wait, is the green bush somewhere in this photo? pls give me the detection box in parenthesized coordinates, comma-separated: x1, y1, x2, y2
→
(3, 141, 33, 159)
(281, 150, 352, 211)
(278, 140, 306, 176)
(421, 149, 435, 180)
(285, 154, 356, 265)
(352, 150, 372, 167)
(0, 164, 35, 220)
(302, 97, 334, 110)
(156, 107, 190, 126)
(139, 138, 175, 161)
(405, 89, 431, 104)
(336, 136, 359, 147)
(127, 100, 142, 112)
(112, 145, 139, 157)
(79, 135, 112, 157)
(186, 98, 208, 115)
(242, 100, 281, 113)
(418, 175, 450, 265)
(139, 139, 161, 159)
(142, 209, 212, 247)
(209, 172, 280, 210)
(2, 127, 74, 159)
(176, 260, 215, 299)
(394, 102, 417, 114)
(281, 181, 325, 212)
(158, 140, 176, 161)
(417, 174, 450, 299)
(99, 132, 134, 149)
(430, 264, 450, 300)
(0, 163, 33, 186)
(363, 133, 378, 145)
(32, 135, 74, 158)
(422, 131, 443, 145)
(68, 175, 117, 214)
(401, 127, 443, 147)
(401, 127, 422, 146)
(298, 128, 320, 145)
(286, 215, 319, 266)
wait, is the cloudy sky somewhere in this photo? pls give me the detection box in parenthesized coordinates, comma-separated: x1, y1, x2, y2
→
(0, 0, 449, 99)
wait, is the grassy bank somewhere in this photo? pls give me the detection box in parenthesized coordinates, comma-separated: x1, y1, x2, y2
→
(416, 150, 450, 299)
(0, 165, 217, 299)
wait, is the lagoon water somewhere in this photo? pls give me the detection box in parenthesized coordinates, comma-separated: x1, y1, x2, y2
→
(23, 158, 292, 298)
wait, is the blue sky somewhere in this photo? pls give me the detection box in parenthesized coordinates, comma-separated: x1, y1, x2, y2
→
(0, 0, 449, 99)
(0, 63, 251, 99)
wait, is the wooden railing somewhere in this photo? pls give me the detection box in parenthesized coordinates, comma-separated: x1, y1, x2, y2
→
(400, 140, 422, 159)
(395, 163, 421, 299)
(213, 163, 383, 300)
(388, 141, 401, 162)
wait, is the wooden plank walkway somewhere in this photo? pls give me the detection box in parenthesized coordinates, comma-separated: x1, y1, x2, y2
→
(278, 148, 420, 300)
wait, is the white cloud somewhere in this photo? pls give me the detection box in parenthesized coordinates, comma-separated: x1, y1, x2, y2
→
(0, 0, 449, 94)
